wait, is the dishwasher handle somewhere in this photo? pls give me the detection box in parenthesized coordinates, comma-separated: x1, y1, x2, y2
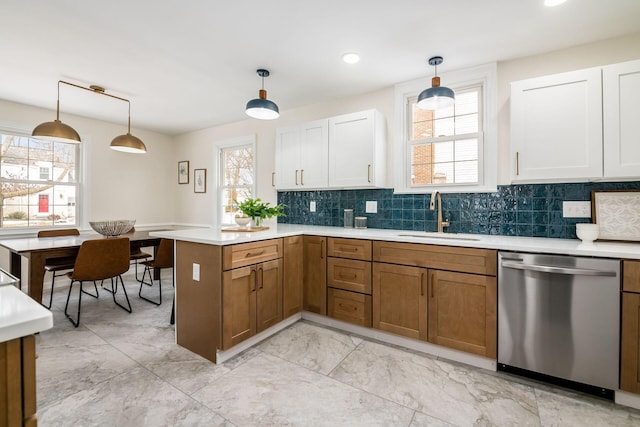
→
(501, 260, 617, 277)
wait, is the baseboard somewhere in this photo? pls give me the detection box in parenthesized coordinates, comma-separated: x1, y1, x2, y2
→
(615, 390, 640, 410)
(301, 312, 497, 371)
(214, 313, 302, 364)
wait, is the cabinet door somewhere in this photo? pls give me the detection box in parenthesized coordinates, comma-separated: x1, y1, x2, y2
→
(303, 236, 327, 315)
(372, 262, 427, 340)
(257, 259, 283, 332)
(622, 292, 640, 393)
(329, 110, 385, 188)
(299, 119, 329, 188)
(283, 236, 303, 318)
(222, 266, 257, 350)
(603, 59, 640, 178)
(275, 125, 301, 189)
(510, 68, 603, 182)
(428, 270, 496, 358)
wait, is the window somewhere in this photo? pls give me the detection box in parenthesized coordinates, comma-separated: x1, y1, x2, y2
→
(408, 87, 482, 186)
(0, 131, 79, 229)
(394, 63, 497, 193)
(217, 136, 255, 226)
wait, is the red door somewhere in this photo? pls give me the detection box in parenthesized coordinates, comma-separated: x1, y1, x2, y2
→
(38, 194, 49, 213)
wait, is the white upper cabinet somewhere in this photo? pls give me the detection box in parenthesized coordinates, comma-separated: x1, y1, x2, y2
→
(603, 59, 640, 178)
(510, 68, 603, 182)
(328, 109, 386, 188)
(275, 120, 328, 190)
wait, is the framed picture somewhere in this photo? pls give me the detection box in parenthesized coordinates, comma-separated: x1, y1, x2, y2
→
(591, 190, 640, 242)
(194, 169, 206, 193)
(178, 161, 189, 184)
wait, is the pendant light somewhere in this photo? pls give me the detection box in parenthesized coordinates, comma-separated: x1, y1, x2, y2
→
(32, 80, 146, 153)
(417, 56, 455, 110)
(245, 69, 279, 120)
(32, 81, 81, 143)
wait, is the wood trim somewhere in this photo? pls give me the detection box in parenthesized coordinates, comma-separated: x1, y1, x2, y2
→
(373, 241, 497, 276)
(624, 260, 640, 293)
(21, 336, 36, 422)
(1, 338, 23, 427)
(222, 238, 283, 271)
(327, 257, 372, 294)
(283, 236, 303, 318)
(303, 236, 327, 315)
(621, 292, 640, 393)
(327, 238, 372, 261)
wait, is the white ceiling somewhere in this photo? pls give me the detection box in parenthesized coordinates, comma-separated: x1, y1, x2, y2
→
(2, 0, 640, 136)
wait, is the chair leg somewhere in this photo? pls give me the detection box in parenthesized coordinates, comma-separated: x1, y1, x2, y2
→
(111, 275, 132, 313)
(64, 280, 83, 328)
(82, 281, 99, 298)
(139, 263, 153, 287)
(170, 296, 175, 325)
(42, 272, 55, 309)
(139, 266, 161, 306)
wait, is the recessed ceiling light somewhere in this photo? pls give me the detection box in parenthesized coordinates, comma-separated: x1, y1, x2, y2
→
(544, 0, 567, 6)
(342, 52, 360, 64)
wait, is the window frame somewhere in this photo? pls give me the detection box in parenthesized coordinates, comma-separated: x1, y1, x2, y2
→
(215, 135, 256, 227)
(393, 62, 497, 194)
(0, 125, 83, 235)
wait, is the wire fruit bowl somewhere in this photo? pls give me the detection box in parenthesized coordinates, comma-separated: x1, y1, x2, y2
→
(89, 220, 135, 237)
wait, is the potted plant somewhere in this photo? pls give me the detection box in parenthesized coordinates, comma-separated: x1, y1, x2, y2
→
(236, 198, 285, 227)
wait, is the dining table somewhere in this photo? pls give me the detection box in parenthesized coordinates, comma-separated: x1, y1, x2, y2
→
(0, 229, 167, 304)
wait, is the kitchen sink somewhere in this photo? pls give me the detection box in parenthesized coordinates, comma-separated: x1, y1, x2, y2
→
(396, 232, 481, 241)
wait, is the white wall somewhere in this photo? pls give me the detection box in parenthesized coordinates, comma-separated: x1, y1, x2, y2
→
(0, 99, 176, 229)
(172, 87, 394, 226)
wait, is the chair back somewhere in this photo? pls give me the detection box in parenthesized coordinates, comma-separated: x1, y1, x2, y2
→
(154, 239, 174, 269)
(38, 228, 80, 238)
(71, 237, 130, 281)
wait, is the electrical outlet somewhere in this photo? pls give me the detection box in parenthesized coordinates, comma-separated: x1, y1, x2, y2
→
(562, 201, 591, 218)
(192, 263, 200, 281)
(365, 201, 378, 214)
(310, 201, 316, 212)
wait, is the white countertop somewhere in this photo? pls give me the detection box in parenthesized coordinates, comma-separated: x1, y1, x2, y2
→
(0, 285, 53, 342)
(151, 224, 640, 260)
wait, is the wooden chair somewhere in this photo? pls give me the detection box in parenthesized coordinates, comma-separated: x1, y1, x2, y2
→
(37, 228, 80, 309)
(126, 227, 152, 281)
(138, 238, 174, 306)
(64, 237, 132, 327)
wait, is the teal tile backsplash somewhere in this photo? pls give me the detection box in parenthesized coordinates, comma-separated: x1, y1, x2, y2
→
(277, 181, 640, 239)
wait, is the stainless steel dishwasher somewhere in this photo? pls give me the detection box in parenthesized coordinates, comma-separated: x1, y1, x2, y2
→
(498, 252, 620, 397)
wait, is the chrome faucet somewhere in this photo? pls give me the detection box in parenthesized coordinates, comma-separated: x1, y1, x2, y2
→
(429, 191, 450, 233)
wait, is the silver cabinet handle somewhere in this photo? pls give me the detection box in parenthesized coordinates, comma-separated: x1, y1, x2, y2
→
(301, 169, 304, 186)
(271, 172, 275, 187)
(516, 152, 520, 176)
(295, 170, 299, 185)
(501, 261, 617, 277)
(367, 164, 372, 183)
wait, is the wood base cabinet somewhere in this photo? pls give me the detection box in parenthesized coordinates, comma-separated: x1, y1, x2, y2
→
(428, 270, 497, 358)
(373, 262, 427, 340)
(303, 236, 327, 315)
(283, 236, 303, 318)
(621, 260, 640, 393)
(1, 335, 37, 427)
(222, 259, 283, 350)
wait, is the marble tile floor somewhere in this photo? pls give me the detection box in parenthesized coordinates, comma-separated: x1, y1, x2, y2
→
(35, 272, 640, 426)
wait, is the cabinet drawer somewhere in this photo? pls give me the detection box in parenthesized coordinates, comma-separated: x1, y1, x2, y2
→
(328, 288, 372, 327)
(327, 257, 371, 294)
(328, 238, 372, 261)
(223, 238, 282, 270)
(373, 241, 497, 276)
(624, 260, 640, 293)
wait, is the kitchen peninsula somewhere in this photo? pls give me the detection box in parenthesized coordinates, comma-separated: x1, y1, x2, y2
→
(152, 225, 640, 358)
